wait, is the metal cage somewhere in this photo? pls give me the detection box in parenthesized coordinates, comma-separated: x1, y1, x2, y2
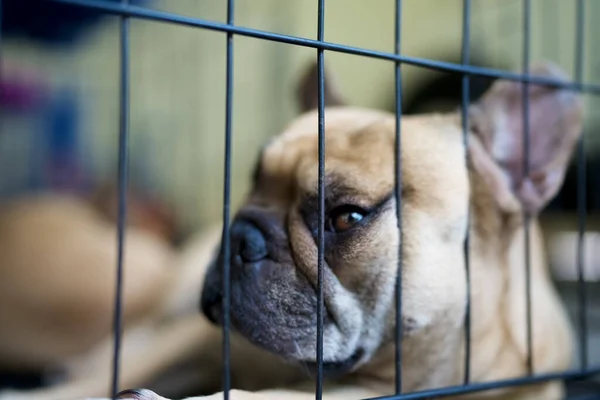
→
(12, 0, 600, 399)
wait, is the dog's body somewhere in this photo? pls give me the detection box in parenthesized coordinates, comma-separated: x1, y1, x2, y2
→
(0, 61, 582, 400)
(0, 194, 175, 371)
(0, 190, 186, 400)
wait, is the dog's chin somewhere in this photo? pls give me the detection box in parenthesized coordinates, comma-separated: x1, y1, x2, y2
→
(206, 303, 365, 378)
(299, 348, 365, 379)
(200, 254, 369, 379)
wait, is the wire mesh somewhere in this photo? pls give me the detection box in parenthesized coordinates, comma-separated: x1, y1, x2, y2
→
(22, 1, 600, 399)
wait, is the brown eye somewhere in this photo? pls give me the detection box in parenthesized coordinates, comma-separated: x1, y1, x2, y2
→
(328, 206, 366, 233)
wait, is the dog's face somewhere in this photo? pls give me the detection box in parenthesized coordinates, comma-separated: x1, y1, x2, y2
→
(201, 63, 582, 376)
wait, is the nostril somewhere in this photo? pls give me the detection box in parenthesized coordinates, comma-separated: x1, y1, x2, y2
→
(240, 231, 268, 263)
(232, 220, 269, 263)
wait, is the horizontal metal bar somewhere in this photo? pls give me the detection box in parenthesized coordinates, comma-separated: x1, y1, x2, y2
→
(48, 0, 600, 95)
(364, 366, 600, 400)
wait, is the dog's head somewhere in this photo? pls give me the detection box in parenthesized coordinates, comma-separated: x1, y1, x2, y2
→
(200, 62, 582, 376)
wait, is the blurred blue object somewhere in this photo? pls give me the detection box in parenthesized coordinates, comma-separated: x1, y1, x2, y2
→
(42, 89, 91, 193)
(1, 0, 152, 46)
(0, 79, 91, 199)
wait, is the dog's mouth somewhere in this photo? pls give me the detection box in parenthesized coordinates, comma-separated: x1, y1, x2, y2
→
(203, 288, 363, 379)
(201, 250, 361, 376)
(301, 348, 364, 379)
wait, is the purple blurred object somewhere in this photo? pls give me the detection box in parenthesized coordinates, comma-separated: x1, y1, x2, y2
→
(0, 69, 48, 112)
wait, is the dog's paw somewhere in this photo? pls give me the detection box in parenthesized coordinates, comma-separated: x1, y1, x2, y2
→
(114, 389, 259, 400)
(115, 389, 164, 400)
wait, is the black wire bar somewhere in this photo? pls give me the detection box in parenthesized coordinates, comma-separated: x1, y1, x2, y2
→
(393, 0, 403, 394)
(521, 0, 534, 376)
(460, 0, 472, 386)
(111, 0, 130, 398)
(365, 365, 600, 400)
(221, 0, 235, 398)
(315, 0, 326, 398)
(574, 0, 589, 373)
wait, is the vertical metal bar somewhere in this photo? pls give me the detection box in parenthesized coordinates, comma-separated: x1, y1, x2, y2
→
(221, 0, 235, 398)
(393, 0, 403, 395)
(574, 0, 588, 372)
(111, 0, 130, 398)
(460, 0, 472, 386)
(521, 0, 534, 376)
(316, 0, 326, 398)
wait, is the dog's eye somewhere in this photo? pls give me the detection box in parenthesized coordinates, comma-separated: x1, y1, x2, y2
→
(328, 206, 366, 233)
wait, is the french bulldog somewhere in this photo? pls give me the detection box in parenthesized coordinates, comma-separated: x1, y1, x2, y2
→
(115, 59, 580, 400)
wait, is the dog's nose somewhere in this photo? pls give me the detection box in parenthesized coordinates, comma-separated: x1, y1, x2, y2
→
(231, 219, 269, 263)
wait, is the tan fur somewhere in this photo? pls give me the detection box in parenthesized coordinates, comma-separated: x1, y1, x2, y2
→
(0, 194, 175, 371)
(2, 62, 580, 400)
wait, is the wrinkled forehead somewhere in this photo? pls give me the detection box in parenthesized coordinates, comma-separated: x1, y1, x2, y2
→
(255, 107, 469, 207)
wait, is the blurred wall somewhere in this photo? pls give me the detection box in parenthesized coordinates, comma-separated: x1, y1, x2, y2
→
(1, 0, 599, 231)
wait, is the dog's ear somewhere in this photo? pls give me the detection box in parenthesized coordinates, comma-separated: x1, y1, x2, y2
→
(296, 61, 347, 113)
(468, 62, 583, 215)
